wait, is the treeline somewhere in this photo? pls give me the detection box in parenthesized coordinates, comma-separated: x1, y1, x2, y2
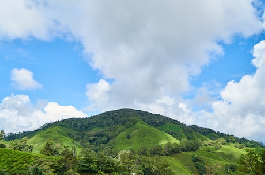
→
(136, 140, 201, 157)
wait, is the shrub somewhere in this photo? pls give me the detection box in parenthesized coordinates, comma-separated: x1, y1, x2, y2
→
(192, 155, 207, 175)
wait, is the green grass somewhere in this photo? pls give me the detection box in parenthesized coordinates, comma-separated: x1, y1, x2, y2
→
(173, 152, 199, 174)
(163, 156, 193, 175)
(216, 144, 247, 159)
(191, 144, 248, 174)
(27, 126, 83, 154)
(113, 122, 179, 151)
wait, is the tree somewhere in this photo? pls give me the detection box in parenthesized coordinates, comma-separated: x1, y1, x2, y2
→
(164, 142, 173, 156)
(9, 137, 33, 152)
(40, 138, 59, 156)
(172, 143, 180, 154)
(141, 156, 174, 175)
(59, 146, 78, 172)
(77, 148, 98, 173)
(0, 130, 4, 140)
(149, 145, 163, 156)
(28, 165, 43, 175)
(192, 155, 207, 175)
(238, 149, 262, 174)
(218, 137, 227, 145)
(138, 146, 148, 156)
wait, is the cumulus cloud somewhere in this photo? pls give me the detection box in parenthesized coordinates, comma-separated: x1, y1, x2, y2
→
(44, 102, 87, 118)
(198, 41, 265, 142)
(80, 0, 262, 111)
(0, 94, 87, 133)
(11, 68, 42, 90)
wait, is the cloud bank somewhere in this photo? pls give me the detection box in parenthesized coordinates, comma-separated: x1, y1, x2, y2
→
(199, 41, 265, 142)
(0, 94, 87, 133)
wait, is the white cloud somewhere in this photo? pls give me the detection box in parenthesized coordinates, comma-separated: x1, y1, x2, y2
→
(79, 1, 262, 117)
(11, 68, 42, 90)
(198, 40, 265, 142)
(85, 79, 111, 111)
(44, 102, 87, 118)
(0, 94, 87, 133)
(0, 0, 60, 40)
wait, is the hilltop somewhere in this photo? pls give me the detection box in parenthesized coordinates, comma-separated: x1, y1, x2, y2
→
(1, 108, 264, 174)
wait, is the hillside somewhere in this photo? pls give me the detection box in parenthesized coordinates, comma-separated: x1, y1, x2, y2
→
(1, 108, 264, 174)
(27, 125, 83, 154)
(113, 121, 179, 151)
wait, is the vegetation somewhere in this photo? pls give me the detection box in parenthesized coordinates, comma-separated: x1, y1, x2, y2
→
(9, 137, 33, 152)
(238, 149, 265, 174)
(1, 108, 264, 174)
(0, 130, 4, 140)
(0, 148, 59, 174)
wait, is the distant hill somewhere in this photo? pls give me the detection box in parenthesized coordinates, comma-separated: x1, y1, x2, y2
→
(1, 108, 264, 174)
(5, 108, 262, 150)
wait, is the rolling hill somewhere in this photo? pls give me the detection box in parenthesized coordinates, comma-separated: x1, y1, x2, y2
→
(0, 108, 264, 174)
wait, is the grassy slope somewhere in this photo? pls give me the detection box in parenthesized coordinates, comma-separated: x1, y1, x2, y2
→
(163, 156, 193, 175)
(113, 122, 179, 151)
(0, 148, 58, 174)
(194, 145, 246, 174)
(161, 144, 247, 175)
(28, 125, 83, 153)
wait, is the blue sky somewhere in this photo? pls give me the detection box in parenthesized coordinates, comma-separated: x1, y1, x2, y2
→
(1, 39, 97, 107)
(0, 0, 265, 142)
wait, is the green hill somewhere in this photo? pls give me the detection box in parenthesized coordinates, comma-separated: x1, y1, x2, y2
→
(1, 108, 264, 174)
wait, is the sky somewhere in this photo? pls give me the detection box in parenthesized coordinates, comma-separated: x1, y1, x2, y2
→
(0, 0, 265, 143)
